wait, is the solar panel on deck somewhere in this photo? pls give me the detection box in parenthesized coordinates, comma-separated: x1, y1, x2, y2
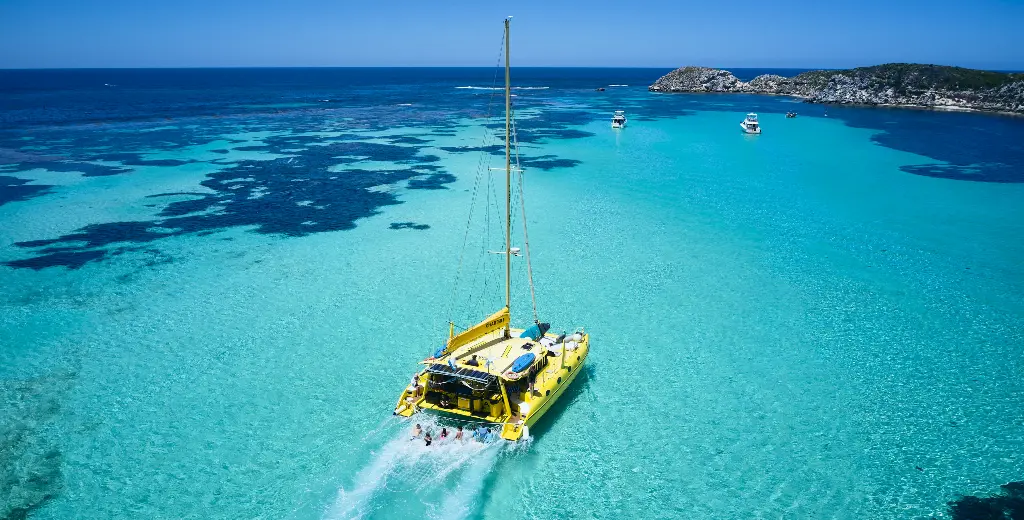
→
(425, 363, 497, 385)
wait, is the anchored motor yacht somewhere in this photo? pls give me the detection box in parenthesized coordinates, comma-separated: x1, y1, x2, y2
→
(612, 110, 627, 129)
(741, 112, 761, 134)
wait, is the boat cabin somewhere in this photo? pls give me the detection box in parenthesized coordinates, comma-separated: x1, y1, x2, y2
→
(742, 112, 761, 133)
(418, 334, 554, 420)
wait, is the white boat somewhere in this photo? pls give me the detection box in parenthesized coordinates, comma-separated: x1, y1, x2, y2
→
(740, 113, 761, 134)
(611, 110, 626, 129)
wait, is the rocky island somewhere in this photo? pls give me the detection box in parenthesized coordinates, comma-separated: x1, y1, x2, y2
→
(649, 64, 1024, 113)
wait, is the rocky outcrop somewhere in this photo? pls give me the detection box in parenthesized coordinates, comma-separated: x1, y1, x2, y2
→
(648, 66, 745, 93)
(649, 64, 1024, 113)
(744, 74, 790, 93)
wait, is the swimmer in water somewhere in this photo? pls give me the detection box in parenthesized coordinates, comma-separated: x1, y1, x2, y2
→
(424, 433, 433, 446)
(455, 426, 463, 441)
(412, 423, 422, 439)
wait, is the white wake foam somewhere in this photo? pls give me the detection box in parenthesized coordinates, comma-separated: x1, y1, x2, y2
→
(429, 442, 502, 520)
(326, 417, 523, 520)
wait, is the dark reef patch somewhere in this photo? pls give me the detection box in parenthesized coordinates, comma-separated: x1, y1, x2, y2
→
(439, 145, 504, 156)
(512, 108, 597, 143)
(829, 105, 1024, 183)
(438, 145, 579, 171)
(390, 221, 430, 230)
(43, 161, 133, 177)
(5, 134, 455, 269)
(0, 70, 679, 270)
(899, 163, 1022, 184)
(940, 481, 1024, 520)
(0, 148, 62, 165)
(234, 145, 269, 152)
(408, 173, 456, 189)
(1, 372, 73, 520)
(387, 135, 431, 145)
(0, 176, 53, 206)
(4, 249, 107, 270)
(324, 141, 431, 164)
(93, 152, 194, 168)
(518, 154, 582, 171)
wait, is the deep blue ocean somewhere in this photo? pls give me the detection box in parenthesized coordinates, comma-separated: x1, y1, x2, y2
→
(1, 67, 1023, 520)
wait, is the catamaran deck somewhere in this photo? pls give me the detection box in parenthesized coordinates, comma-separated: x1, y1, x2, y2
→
(438, 328, 539, 376)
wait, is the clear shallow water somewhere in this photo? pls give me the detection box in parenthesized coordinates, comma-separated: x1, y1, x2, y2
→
(1, 68, 1023, 520)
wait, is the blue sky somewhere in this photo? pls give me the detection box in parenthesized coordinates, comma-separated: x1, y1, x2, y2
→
(1, 0, 1022, 69)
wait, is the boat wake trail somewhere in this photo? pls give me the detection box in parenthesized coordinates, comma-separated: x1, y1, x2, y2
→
(428, 439, 502, 520)
(325, 417, 526, 520)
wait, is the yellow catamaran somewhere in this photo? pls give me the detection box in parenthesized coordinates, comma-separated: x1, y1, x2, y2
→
(394, 18, 590, 441)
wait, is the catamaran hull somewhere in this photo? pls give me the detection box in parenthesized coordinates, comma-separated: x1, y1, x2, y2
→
(405, 345, 588, 441)
(394, 333, 590, 442)
(517, 344, 589, 434)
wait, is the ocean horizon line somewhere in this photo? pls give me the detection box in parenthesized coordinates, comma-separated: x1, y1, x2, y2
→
(0, 65, 815, 70)
(3, 65, 1020, 75)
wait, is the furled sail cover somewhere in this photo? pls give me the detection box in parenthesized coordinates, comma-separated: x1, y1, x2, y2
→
(518, 322, 550, 341)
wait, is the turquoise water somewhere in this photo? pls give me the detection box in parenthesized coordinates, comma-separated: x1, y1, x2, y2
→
(2, 69, 1023, 519)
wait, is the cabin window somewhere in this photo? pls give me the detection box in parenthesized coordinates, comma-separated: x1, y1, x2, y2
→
(557, 377, 562, 383)
(545, 390, 550, 396)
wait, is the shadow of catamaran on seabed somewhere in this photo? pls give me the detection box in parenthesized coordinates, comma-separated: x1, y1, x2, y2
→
(938, 481, 1024, 520)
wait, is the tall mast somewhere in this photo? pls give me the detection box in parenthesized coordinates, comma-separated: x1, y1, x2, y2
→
(503, 17, 512, 337)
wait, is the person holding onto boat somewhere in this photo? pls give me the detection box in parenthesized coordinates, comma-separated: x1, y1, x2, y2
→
(473, 426, 489, 442)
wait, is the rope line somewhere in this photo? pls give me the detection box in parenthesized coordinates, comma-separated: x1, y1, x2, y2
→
(445, 22, 542, 346)
(445, 29, 506, 338)
(510, 105, 540, 323)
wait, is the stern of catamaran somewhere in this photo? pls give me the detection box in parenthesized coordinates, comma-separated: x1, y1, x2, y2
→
(395, 318, 590, 442)
(394, 308, 512, 419)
